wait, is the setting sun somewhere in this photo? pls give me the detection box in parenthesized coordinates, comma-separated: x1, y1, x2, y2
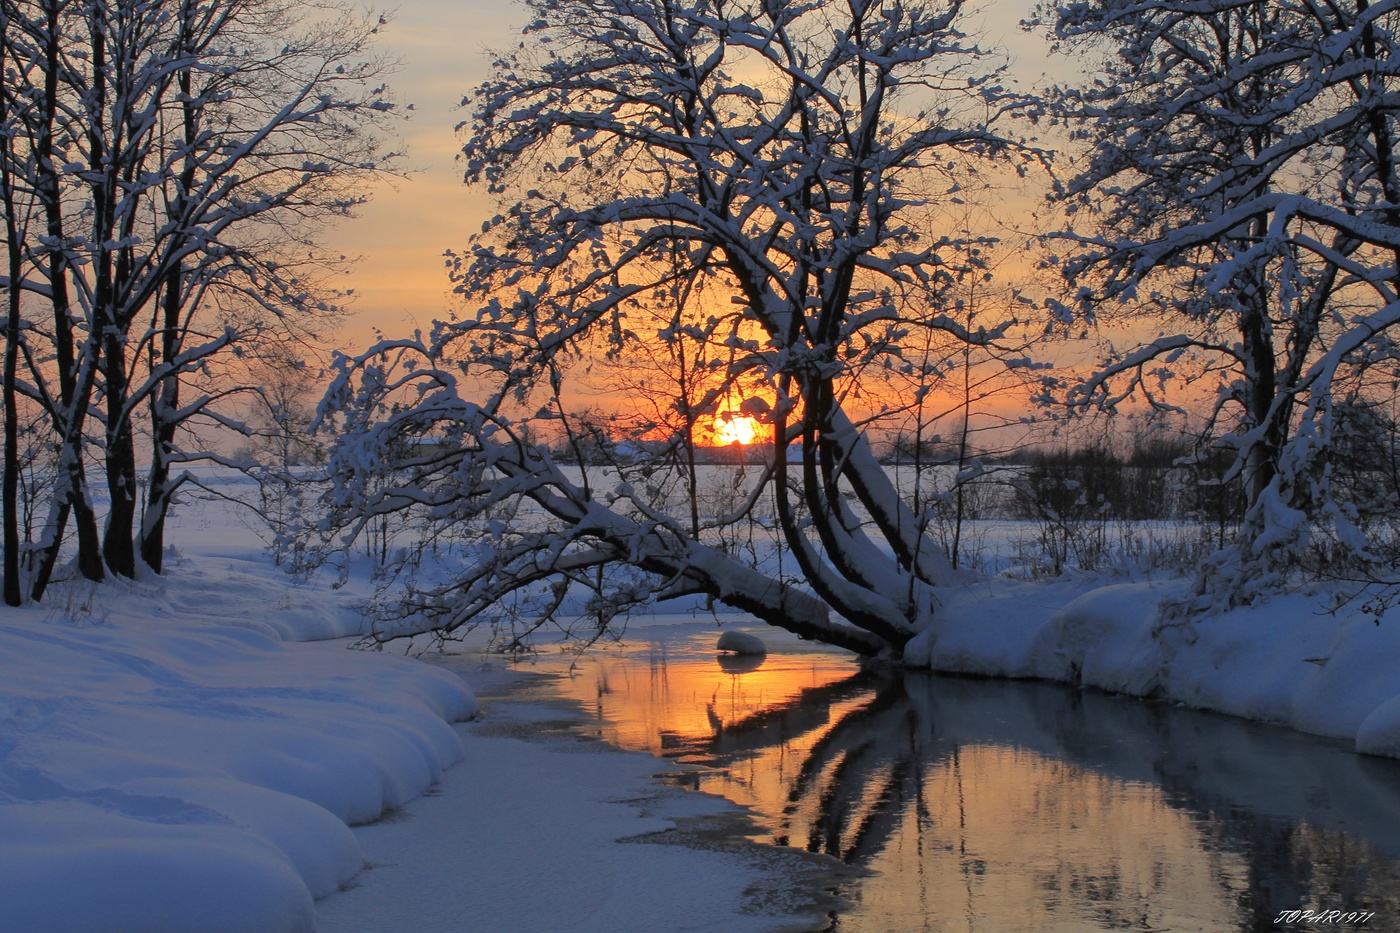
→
(715, 413, 760, 446)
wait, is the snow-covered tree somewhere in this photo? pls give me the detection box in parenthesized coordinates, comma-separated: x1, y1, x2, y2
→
(0, 0, 399, 597)
(318, 0, 1043, 658)
(1033, 0, 1400, 608)
(0, 0, 31, 606)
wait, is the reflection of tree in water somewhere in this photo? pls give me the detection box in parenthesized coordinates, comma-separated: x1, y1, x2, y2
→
(683, 667, 1400, 932)
(1172, 789, 1400, 932)
(770, 672, 914, 862)
(681, 667, 928, 865)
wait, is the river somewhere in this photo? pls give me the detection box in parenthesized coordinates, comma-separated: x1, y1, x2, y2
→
(505, 619, 1400, 932)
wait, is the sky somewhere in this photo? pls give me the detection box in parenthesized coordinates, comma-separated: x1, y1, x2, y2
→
(323, 0, 524, 346)
(326, 0, 1054, 355)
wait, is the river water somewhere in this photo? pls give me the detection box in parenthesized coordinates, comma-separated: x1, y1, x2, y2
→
(510, 620, 1400, 932)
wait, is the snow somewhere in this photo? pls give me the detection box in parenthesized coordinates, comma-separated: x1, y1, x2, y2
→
(909, 576, 1400, 760)
(0, 566, 475, 933)
(716, 629, 767, 655)
(316, 685, 838, 933)
(1, 482, 837, 932)
(13, 467, 1400, 930)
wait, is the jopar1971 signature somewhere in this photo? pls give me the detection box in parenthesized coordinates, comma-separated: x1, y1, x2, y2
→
(1275, 909, 1377, 925)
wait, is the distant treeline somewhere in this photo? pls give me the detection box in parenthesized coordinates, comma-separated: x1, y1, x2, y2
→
(1008, 440, 1246, 527)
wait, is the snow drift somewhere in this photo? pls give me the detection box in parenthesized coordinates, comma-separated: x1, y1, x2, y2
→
(908, 578, 1400, 759)
(0, 572, 477, 933)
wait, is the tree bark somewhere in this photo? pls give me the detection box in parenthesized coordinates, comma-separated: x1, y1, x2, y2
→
(1, 30, 22, 605)
(140, 35, 198, 575)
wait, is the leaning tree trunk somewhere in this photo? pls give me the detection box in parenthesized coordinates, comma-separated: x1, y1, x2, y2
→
(25, 0, 106, 597)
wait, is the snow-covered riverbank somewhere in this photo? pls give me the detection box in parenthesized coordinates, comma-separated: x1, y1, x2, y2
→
(0, 563, 474, 933)
(0, 545, 838, 932)
(10, 469, 1400, 930)
(911, 577, 1400, 759)
(316, 664, 843, 933)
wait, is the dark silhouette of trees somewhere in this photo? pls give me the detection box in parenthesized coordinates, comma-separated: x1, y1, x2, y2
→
(317, 0, 1044, 658)
(1035, 0, 1400, 608)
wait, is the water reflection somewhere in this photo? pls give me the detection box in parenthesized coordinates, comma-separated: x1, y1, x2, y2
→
(541, 633, 1400, 932)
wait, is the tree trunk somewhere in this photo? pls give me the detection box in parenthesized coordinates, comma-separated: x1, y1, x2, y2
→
(1, 111, 21, 607)
(85, 9, 137, 580)
(1240, 288, 1278, 510)
(25, 0, 105, 595)
(102, 332, 138, 578)
(140, 47, 197, 575)
(30, 461, 106, 601)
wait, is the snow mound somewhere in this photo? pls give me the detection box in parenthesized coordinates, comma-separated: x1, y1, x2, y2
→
(0, 583, 477, 933)
(145, 554, 370, 641)
(912, 578, 1400, 759)
(716, 629, 767, 655)
(905, 578, 1098, 676)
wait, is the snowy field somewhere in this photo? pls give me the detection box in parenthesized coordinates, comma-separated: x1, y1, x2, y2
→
(7, 467, 1400, 931)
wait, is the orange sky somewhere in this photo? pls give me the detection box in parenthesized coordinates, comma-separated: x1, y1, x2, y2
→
(326, 0, 1059, 353)
(316, 1, 1092, 447)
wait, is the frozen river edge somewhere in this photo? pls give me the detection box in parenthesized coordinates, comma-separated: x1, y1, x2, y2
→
(910, 576, 1400, 759)
(315, 659, 855, 933)
(0, 556, 843, 933)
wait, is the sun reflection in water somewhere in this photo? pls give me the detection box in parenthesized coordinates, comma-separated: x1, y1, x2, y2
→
(537, 630, 1400, 933)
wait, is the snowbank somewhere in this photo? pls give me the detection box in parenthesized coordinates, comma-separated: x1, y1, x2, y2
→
(317, 689, 844, 933)
(141, 553, 372, 641)
(909, 577, 1400, 758)
(0, 572, 477, 933)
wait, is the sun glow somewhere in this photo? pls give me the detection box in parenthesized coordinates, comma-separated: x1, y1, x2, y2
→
(714, 412, 760, 446)
(697, 385, 776, 447)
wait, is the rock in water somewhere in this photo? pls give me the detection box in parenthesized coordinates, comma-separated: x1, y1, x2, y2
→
(716, 630, 767, 655)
